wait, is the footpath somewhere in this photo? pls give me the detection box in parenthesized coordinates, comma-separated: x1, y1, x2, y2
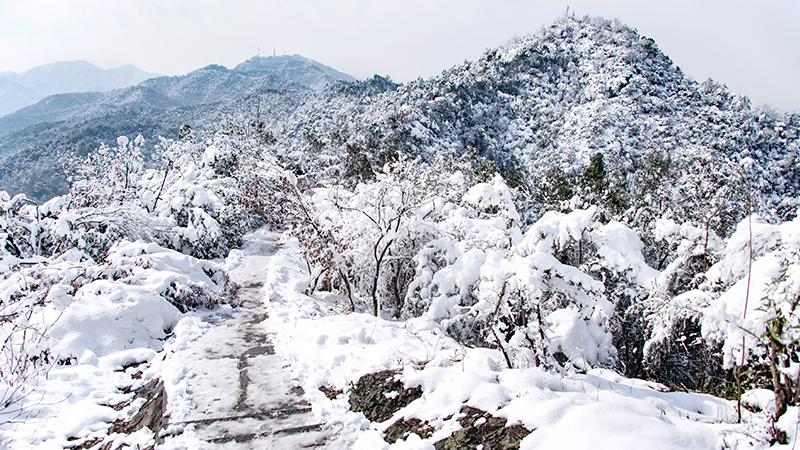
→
(160, 230, 343, 449)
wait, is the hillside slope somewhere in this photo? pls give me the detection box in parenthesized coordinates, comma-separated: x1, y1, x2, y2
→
(257, 16, 799, 222)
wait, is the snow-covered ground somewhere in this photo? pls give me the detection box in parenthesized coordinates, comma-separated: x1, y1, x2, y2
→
(263, 233, 797, 450)
(1, 227, 797, 449)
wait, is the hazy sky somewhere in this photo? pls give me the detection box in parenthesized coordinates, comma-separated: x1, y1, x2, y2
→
(1, 0, 797, 112)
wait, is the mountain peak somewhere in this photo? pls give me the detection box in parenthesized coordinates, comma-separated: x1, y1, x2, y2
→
(234, 54, 314, 73)
(23, 60, 99, 74)
(233, 54, 356, 86)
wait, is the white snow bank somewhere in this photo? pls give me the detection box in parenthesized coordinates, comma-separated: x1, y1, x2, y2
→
(106, 240, 230, 297)
(0, 354, 160, 449)
(520, 399, 718, 450)
(48, 281, 180, 359)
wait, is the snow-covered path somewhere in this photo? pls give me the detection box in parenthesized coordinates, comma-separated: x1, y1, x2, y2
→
(159, 230, 335, 449)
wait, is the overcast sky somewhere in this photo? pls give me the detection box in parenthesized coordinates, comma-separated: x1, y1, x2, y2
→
(1, 0, 797, 112)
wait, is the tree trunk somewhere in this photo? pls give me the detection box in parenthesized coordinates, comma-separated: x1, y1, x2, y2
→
(338, 269, 355, 312)
(151, 163, 171, 213)
(371, 238, 393, 316)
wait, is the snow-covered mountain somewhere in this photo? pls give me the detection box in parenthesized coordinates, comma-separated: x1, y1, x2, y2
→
(3, 60, 161, 97)
(1, 16, 798, 215)
(233, 54, 356, 90)
(0, 55, 354, 136)
(241, 16, 799, 222)
(135, 55, 354, 108)
(0, 55, 354, 200)
(0, 60, 161, 117)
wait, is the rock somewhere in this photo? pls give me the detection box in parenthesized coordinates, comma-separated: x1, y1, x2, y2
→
(110, 378, 167, 439)
(433, 406, 532, 450)
(384, 417, 434, 444)
(349, 369, 422, 423)
(319, 385, 343, 399)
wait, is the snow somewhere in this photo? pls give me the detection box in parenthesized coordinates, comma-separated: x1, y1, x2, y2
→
(2, 16, 799, 446)
(259, 234, 752, 449)
(0, 122, 796, 448)
(0, 355, 156, 449)
(0, 219, 792, 448)
(593, 220, 660, 287)
(47, 281, 179, 359)
(702, 212, 800, 369)
(0, 236, 233, 448)
(463, 174, 522, 227)
(520, 400, 718, 450)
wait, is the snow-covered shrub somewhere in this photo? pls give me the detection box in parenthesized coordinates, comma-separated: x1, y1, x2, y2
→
(701, 212, 800, 421)
(0, 263, 56, 423)
(102, 240, 240, 312)
(68, 135, 147, 208)
(673, 152, 744, 244)
(317, 158, 448, 316)
(51, 204, 165, 260)
(43, 241, 237, 358)
(636, 218, 724, 388)
(406, 178, 521, 323)
(56, 128, 274, 260)
(0, 192, 45, 264)
(335, 165, 420, 315)
(267, 151, 506, 317)
(408, 196, 634, 371)
(0, 128, 260, 422)
(140, 136, 245, 258)
(0, 235, 239, 422)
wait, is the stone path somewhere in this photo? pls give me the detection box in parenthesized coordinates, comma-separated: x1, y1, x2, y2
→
(162, 231, 339, 449)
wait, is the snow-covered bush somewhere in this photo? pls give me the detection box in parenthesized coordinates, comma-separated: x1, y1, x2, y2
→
(0, 192, 45, 264)
(0, 236, 239, 421)
(0, 127, 264, 423)
(635, 218, 723, 387)
(0, 263, 55, 423)
(332, 160, 443, 316)
(407, 194, 642, 371)
(138, 135, 253, 258)
(102, 240, 240, 312)
(281, 156, 664, 373)
(263, 153, 493, 317)
(58, 128, 276, 260)
(68, 135, 147, 208)
(701, 212, 800, 422)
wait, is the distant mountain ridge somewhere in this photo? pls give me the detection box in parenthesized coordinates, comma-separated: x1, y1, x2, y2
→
(0, 61, 161, 117)
(0, 55, 356, 200)
(0, 55, 355, 136)
(0, 80, 42, 117)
